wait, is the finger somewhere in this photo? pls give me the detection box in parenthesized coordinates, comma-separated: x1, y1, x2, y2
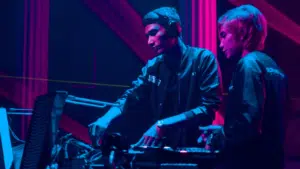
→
(207, 134, 213, 145)
(95, 126, 102, 137)
(95, 126, 105, 138)
(89, 123, 97, 136)
(89, 130, 97, 145)
(88, 123, 93, 134)
(156, 127, 164, 138)
(199, 125, 213, 131)
(197, 135, 203, 144)
(144, 136, 152, 146)
(90, 125, 96, 137)
(89, 134, 95, 144)
(152, 138, 161, 147)
(145, 137, 155, 147)
(133, 137, 144, 148)
(95, 136, 101, 146)
(156, 140, 164, 148)
(199, 125, 221, 131)
(88, 126, 96, 143)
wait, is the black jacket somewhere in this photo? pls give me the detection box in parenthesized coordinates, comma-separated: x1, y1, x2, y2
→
(224, 51, 289, 169)
(115, 46, 222, 146)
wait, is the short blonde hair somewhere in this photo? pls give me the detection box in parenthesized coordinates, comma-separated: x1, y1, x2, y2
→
(218, 4, 267, 51)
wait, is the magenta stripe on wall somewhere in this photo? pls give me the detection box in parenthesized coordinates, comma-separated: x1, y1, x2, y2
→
(182, 0, 223, 124)
(83, 0, 156, 63)
(21, 0, 50, 139)
(190, 0, 218, 55)
(21, 0, 28, 139)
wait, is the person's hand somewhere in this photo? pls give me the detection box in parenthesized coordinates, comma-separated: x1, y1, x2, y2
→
(132, 121, 165, 148)
(198, 125, 225, 151)
(131, 114, 188, 148)
(88, 117, 111, 147)
(198, 125, 223, 143)
(46, 163, 58, 169)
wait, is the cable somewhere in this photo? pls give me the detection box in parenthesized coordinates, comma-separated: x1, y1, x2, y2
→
(89, 151, 102, 163)
(0, 75, 130, 88)
(9, 126, 25, 143)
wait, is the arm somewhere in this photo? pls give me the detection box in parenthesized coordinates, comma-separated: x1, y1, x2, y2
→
(185, 51, 223, 122)
(224, 60, 265, 144)
(100, 61, 152, 122)
(160, 51, 222, 127)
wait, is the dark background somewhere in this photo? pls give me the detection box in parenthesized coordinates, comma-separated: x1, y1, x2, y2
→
(47, 0, 180, 143)
(1, 0, 300, 155)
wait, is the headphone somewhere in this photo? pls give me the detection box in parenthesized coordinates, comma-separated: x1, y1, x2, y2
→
(154, 12, 182, 37)
(167, 21, 181, 37)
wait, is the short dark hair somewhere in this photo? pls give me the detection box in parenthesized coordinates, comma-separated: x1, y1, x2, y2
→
(142, 7, 181, 28)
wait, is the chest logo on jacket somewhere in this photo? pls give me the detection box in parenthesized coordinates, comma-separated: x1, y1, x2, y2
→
(148, 75, 161, 86)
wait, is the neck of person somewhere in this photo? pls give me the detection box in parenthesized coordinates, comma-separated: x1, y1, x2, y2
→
(232, 48, 252, 64)
(241, 49, 251, 58)
(164, 38, 187, 72)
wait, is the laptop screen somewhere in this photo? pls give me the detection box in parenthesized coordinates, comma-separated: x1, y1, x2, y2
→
(0, 107, 13, 169)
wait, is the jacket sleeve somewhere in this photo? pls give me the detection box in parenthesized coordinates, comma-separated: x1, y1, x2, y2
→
(184, 50, 223, 124)
(114, 61, 151, 114)
(224, 60, 265, 145)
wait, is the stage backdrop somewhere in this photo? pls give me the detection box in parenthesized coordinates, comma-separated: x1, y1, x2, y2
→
(1, 0, 300, 152)
(48, 0, 179, 144)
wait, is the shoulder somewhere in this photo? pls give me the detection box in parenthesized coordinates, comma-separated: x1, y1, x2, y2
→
(146, 55, 161, 65)
(190, 47, 215, 59)
(238, 53, 257, 67)
(188, 47, 217, 65)
(236, 52, 262, 75)
(142, 55, 163, 71)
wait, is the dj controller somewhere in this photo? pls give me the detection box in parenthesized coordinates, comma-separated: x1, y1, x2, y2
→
(6, 92, 221, 169)
(50, 133, 220, 169)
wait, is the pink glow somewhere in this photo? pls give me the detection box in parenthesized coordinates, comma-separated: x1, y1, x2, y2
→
(83, 0, 155, 63)
(191, 0, 218, 55)
(60, 115, 91, 144)
(35, 0, 41, 104)
(191, 0, 196, 46)
(191, 0, 223, 124)
(43, 0, 49, 95)
(204, 0, 208, 48)
(27, 0, 34, 129)
(16, 0, 224, 143)
(21, 0, 28, 139)
(199, 0, 203, 47)
(0, 76, 91, 143)
(28, 0, 34, 109)
(20, 0, 50, 139)
(211, 0, 217, 55)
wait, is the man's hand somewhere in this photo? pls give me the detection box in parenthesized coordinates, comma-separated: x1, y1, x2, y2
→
(198, 125, 225, 151)
(88, 117, 110, 147)
(132, 121, 165, 148)
(131, 114, 188, 148)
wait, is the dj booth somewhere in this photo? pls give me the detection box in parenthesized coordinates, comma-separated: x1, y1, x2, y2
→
(56, 137, 219, 169)
(1, 91, 220, 169)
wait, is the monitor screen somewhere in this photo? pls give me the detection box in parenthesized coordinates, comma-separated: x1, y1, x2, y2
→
(20, 91, 68, 169)
(0, 107, 14, 169)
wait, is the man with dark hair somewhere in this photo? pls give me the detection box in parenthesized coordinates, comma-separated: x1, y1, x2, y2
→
(89, 7, 222, 148)
(199, 4, 289, 169)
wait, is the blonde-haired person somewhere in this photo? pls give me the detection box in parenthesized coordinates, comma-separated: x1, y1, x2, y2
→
(199, 4, 289, 169)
